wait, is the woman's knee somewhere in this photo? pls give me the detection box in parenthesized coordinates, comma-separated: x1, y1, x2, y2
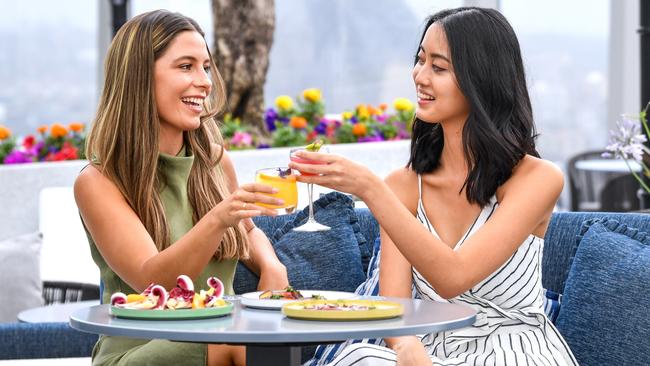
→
(207, 344, 245, 366)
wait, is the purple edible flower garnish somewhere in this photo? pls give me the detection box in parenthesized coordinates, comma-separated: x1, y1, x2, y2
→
(276, 167, 292, 178)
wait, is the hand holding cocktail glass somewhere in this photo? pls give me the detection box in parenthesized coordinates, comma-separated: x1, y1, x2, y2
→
(254, 167, 298, 214)
(288, 143, 331, 232)
(213, 183, 284, 227)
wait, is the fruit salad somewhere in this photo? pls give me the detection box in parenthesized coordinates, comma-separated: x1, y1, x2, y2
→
(110, 275, 227, 310)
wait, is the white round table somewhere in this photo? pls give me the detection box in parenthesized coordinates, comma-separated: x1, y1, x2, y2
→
(70, 297, 476, 366)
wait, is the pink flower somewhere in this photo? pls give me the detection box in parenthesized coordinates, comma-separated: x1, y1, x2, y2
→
(230, 131, 253, 147)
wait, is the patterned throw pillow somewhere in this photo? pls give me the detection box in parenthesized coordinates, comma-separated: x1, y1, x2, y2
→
(555, 219, 650, 366)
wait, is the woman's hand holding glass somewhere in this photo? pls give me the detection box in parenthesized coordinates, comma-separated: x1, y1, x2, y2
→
(211, 182, 283, 229)
(287, 150, 378, 201)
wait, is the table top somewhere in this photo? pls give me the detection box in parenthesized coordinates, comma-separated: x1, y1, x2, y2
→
(19, 300, 99, 323)
(70, 298, 476, 345)
(575, 159, 641, 173)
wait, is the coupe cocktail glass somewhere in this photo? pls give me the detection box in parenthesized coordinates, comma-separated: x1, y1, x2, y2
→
(289, 146, 330, 231)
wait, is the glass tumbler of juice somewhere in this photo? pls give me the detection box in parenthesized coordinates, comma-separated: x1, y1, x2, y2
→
(255, 167, 298, 214)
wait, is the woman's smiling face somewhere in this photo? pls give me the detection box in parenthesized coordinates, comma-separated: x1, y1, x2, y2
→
(153, 30, 213, 137)
(412, 23, 469, 125)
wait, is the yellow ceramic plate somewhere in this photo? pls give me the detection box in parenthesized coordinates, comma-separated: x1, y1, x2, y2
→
(282, 299, 403, 321)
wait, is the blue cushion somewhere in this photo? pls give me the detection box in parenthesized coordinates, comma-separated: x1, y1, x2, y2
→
(543, 212, 650, 294)
(234, 192, 368, 295)
(555, 219, 650, 366)
(0, 322, 96, 359)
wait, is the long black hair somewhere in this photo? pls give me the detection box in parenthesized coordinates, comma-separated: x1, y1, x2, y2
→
(407, 7, 539, 207)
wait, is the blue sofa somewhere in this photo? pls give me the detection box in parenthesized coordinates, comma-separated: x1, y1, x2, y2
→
(2, 197, 649, 364)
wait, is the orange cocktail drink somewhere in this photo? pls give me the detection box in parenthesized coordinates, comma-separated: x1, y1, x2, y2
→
(255, 167, 298, 214)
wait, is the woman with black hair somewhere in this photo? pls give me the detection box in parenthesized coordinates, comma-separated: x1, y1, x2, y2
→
(290, 7, 577, 366)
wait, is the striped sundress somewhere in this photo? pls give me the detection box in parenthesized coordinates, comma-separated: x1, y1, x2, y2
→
(328, 176, 578, 366)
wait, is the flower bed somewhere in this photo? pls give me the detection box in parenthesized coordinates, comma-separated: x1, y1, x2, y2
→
(0, 88, 415, 163)
(222, 88, 415, 150)
(0, 123, 85, 164)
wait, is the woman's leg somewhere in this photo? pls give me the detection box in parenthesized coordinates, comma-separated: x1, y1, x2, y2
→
(207, 344, 246, 366)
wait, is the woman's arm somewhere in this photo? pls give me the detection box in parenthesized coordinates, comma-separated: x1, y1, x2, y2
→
(290, 152, 563, 299)
(219, 151, 289, 290)
(75, 153, 281, 292)
(378, 170, 420, 350)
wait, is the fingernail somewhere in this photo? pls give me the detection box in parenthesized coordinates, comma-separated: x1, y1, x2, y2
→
(276, 199, 285, 205)
(271, 188, 280, 193)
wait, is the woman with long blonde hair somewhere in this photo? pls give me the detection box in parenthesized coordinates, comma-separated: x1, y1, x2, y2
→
(75, 10, 288, 366)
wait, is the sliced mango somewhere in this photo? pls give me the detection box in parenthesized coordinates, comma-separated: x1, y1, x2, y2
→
(126, 294, 146, 303)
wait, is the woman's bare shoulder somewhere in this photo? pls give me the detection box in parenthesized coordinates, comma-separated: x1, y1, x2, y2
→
(500, 155, 564, 200)
(384, 167, 419, 211)
(74, 165, 124, 203)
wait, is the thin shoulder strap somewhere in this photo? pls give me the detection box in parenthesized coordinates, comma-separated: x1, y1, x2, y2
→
(417, 174, 423, 203)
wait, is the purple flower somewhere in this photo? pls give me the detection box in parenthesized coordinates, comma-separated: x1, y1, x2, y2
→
(350, 116, 358, 124)
(605, 116, 649, 162)
(278, 117, 289, 125)
(257, 143, 270, 149)
(376, 115, 387, 123)
(4, 151, 33, 164)
(264, 108, 278, 132)
(315, 122, 327, 135)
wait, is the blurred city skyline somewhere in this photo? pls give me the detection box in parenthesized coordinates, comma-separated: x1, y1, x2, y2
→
(0, 0, 609, 163)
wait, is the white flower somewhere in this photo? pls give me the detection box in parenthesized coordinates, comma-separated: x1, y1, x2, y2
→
(604, 116, 650, 163)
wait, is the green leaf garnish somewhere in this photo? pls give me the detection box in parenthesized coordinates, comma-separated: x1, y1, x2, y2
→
(305, 140, 323, 152)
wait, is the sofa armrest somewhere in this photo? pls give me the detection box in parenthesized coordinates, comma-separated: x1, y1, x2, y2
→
(0, 322, 97, 360)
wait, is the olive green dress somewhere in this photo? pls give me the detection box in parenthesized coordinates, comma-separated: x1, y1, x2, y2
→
(86, 148, 238, 366)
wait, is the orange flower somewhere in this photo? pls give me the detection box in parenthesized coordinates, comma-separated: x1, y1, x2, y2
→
(37, 125, 48, 134)
(352, 123, 367, 137)
(379, 103, 388, 111)
(0, 125, 11, 140)
(50, 123, 68, 138)
(68, 122, 84, 132)
(289, 116, 307, 129)
(368, 105, 381, 116)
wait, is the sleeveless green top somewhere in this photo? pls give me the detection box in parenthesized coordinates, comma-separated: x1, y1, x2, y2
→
(86, 147, 238, 365)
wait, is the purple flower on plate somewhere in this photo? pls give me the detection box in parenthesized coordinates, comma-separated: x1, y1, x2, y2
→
(257, 143, 271, 149)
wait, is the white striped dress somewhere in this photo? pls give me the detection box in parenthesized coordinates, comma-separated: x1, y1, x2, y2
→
(328, 176, 578, 366)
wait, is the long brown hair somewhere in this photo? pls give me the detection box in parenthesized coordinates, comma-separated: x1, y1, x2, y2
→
(86, 10, 248, 260)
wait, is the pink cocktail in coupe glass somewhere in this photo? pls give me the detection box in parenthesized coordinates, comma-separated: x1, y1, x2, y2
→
(289, 145, 330, 232)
